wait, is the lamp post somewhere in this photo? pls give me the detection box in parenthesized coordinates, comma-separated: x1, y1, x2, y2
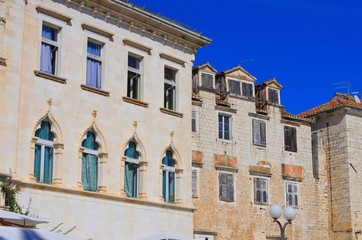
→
(269, 204, 296, 240)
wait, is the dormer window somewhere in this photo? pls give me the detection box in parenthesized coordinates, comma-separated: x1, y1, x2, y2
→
(268, 88, 279, 105)
(228, 79, 254, 97)
(201, 73, 213, 89)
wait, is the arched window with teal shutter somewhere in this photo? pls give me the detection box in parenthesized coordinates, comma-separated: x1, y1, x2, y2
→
(162, 150, 175, 203)
(81, 131, 99, 192)
(34, 121, 54, 184)
(124, 141, 140, 198)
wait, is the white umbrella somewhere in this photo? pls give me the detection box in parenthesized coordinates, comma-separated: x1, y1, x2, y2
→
(0, 226, 80, 240)
(139, 231, 192, 240)
(0, 210, 48, 227)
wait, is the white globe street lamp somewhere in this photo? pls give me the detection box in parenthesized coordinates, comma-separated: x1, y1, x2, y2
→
(269, 204, 296, 240)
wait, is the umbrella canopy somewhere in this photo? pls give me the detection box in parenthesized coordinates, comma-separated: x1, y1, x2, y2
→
(0, 210, 48, 227)
(139, 231, 191, 240)
(0, 226, 80, 240)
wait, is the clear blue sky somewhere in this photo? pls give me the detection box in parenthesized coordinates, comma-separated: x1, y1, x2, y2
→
(131, 0, 362, 114)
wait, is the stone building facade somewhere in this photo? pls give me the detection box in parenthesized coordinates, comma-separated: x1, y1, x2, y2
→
(191, 63, 330, 240)
(0, 0, 210, 239)
(299, 93, 362, 240)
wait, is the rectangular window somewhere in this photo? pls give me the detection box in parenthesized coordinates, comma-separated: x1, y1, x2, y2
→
(312, 132, 319, 178)
(242, 82, 253, 97)
(252, 119, 266, 147)
(254, 177, 268, 205)
(127, 54, 142, 99)
(201, 73, 213, 89)
(192, 168, 198, 198)
(286, 182, 299, 208)
(219, 172, 234, 202)
(40, 24, 59, 75)
(268, 88, 279, 104)
(164, 67, 177, 110)
(284, 126, 297, 152)
(86, 40, 102, 88)
(218, 114, 231, 140)
(192, 107, 199, 133)
(228, 79, 241, 95)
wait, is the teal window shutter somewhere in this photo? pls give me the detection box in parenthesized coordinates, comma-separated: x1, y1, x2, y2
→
(124, 141, 140, 198)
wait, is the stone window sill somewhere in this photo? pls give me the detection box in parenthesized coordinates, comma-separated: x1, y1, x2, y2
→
(34, 70, 67, 84)
(80, 84, 110, 97)
(122, 96, 149, 108)
(159, 108, 183, 118)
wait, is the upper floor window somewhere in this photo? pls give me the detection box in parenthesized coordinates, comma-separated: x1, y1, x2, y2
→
(162, 150, 175, 203)
(34, 121, 54, 184)
(201, 73, 213, 89)
(164, 67, 177, 111)
(40, 24, 59, 75)
(284, 126, 297, 152)
(86, 40, 102, 89)
(124, 141, 140, 198)
(254, 177, 268, 205)
(268, 88, 279, 105)
(81, 131, 99, 191)
(252, 119, 266, 147)
(219, 172, 234, 202)
(228, 79, 241, 96)
(242, 82, 253, 97)
(127, 54, 142, 100)
(192, 107, 199, 133)
(192, 168, 199, 198)
(218, 114, 231, 140)
(285, 182, 299, 208)
(228, 79, 254, 97)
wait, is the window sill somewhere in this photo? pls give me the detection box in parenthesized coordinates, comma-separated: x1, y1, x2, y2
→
(34, 70, 67, 84)
(122, 96, 149, 108)
(80, 84, 110, 97)
(159, 108, 183, 118)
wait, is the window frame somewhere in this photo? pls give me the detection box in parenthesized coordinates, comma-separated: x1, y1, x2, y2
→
(192, 167, 199, 198)
(40, 22, 60, 75)
(218, 113, 232, 140)
(124, 142, 140, 198)
(192, 107, 199, 133)
(218, 172, 235, 202)
(81, 131, 99, 192)
(253, 177, 269, 205)
(227, 78, 241, 96)
(284, 125, 298, 152)
(86, 38, 103, 89)
(127, 53, 143, 100)
(285, 181, 299, 208)
(162, 150, 176, 203)
(34, 121, 55, 184)
(163, 66, 178, 111)
(252, 119, 267, 147)
(200, 72, 214, 89)
(268, 88, 280, 105)
(242, 81, 254, 97)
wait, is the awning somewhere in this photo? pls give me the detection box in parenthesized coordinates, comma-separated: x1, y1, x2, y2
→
(0, 210, 48, 227)
(0, 226, 80, 240)
(139, 231, 192, 240)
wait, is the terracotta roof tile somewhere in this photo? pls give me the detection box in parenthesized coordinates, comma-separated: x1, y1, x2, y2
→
(298, 93, 362, 118)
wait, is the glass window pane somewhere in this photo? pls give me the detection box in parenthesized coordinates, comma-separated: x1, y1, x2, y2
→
(128, 55, 140, 69)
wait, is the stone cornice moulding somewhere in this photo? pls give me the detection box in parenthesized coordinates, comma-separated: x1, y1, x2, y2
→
(63, 0, 209, 52)
(123, 39, 152, 55)
(159, 53, 186, 66)
(36, 6, 72, 24)
(81, 23, 114, 41)
(14, 180, 195, 212)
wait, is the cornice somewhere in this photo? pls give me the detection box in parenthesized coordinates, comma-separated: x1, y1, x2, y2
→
(62, 0, 210, 53)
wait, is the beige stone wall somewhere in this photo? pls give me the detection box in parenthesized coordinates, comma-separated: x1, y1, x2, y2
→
(312, 111, 362, 240)
(0, 0, 208, 239)
(192, 81, 329, 239)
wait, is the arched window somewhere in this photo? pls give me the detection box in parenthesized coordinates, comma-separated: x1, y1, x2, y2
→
(162, 150, 175, 203)
(34, 121, 54, 183)
(124, 141, 139, 198)
(81, 131, 99, 191)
